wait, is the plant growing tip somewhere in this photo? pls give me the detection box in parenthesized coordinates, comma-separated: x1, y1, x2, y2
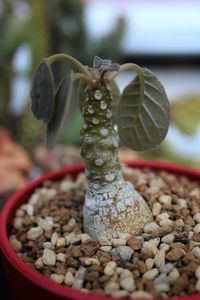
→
(30, 54, 170, 239)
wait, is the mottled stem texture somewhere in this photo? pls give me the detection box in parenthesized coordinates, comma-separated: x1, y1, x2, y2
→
(81, 80, 152, 239)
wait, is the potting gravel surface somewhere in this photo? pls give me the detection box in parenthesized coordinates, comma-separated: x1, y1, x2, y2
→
(9, 167, 200, 299)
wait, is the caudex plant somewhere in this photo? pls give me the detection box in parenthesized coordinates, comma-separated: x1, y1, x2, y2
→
(31, 54, 170, 240)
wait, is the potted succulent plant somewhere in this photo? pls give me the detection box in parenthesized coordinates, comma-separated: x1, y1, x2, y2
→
(1, 54, 200, 300)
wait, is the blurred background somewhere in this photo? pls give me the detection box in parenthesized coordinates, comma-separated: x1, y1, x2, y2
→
(0, 0, 200, 205)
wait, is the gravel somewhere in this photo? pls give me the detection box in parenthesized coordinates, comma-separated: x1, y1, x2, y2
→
(9, 167, 200, 298)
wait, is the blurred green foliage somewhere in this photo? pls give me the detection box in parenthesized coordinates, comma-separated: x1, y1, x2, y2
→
(171, 95, 200, 135)
(0, 0, 126, 151)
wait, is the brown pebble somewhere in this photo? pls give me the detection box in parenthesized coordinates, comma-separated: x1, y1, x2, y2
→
(166, 248, 186, 261)
(127, 237, 142, 250)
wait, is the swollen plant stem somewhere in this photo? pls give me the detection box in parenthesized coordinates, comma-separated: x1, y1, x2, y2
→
(81, 80, 152, 239)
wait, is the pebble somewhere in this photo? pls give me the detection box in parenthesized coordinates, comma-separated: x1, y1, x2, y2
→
(120, 269, 133, 279)
(85, 258, 100, 266)
(64, 272, 75, 286)
(50, 274, 64, 284)
(56, 253, 66, 263)
(144, 222, 160, 233)
(65, 232, 75, 245)
(100, 246, 112, 252)
(43, 242, 54, 250)
(160, 263, 174, 274)
(51, 232, 59, 246)
(159, 195, 172, 205)
(120, 277, 135, 292)
(104, 262, 117, 276)
(38, 218, 53, 231)
(81, 233, 91, 243)
(159, 218, 173, 227)
(35, 257, 44, 269)
(111, 239, 126, 246)
(143, 268, 159, 280)
(168, 268, 180, 283)
(75, 267, 86, 280)
(159, 243, 170, 252)
(73, 279, 83, 289)
(56, 238, 65, 248)
(27, 227, 43, 240)
(154, 250, 165, 268)
(99, 237, 112, 246)
(60, 181, 75, 192)
(152, 203, 162, 216)
(68, 218, 76, 227)
(13, 218, 23, 229)
(161, 233, 175, 244)
(195, 266, 200, 279)
(9, 235, 22, 252)
(25, 204, 34, 216)
(42, 249, 56, 266)
(166, 248, 186, 261)
(155, 283, 169, 293)
(156, 212, 169, 221)
(177, 198, 187, 208)
(195, 279, 200, 292)
(70, 234, 82, 245)
(130, 291, 153, 299)
(145, 258, 154, 270)
(193, 213, 200, 223)
(117, 246, 134, 261)
(105, 281, 119, 295)
(127, 237, 142, 250)
(192, 247, 200, 259)
(112, 290, 129, 298)
(194, 224, 200, 233)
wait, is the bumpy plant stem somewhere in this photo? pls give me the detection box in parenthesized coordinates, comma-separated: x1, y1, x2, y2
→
(81, 79, 152, 239)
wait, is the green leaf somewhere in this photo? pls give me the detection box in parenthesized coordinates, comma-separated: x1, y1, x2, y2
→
(111, 80, 120, 124)
(30, 59, 55, 123)
(46, 74, 74, 149)
(117, 68, 170, 151)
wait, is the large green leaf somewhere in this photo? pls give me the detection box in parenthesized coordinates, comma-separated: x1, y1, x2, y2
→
(117, 68, 170, 151)
(46, 74, 74, 149)
(30, 59, 55, 123)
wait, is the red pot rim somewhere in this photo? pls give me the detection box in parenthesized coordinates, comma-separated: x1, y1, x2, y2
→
(1, 160, 200, 300)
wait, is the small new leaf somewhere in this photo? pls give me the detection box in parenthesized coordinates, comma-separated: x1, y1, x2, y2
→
(46, 74, 74, 149)
(30, 59, 55, 123)
(117, 68, 170, 151)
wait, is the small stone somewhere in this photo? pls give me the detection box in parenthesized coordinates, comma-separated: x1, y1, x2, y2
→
(15, 209, 24, 217)
(144, 222, 160, 233)
(127, 237, 142, 250)
(159, 195, 172, 205)
(105, 281, 119, 295)
(34, 257, 44, 269)
(43, 242, 54, 250)
(154, 249, 165, 268)
(120, 276, 135, 292)
(195, 266, 200, 279)
(25, 204, 34, 216)
(159, 218, 173, 227)
(130, 291, 153, 299)
(193, 213, 200, 223)
(154, 273, 167, 285)
(85, 258, 100, 266)
(166, 248, 186, 261)
(111, 238, 126, 246)
(155, 283, 169, 293)
(196, 279, 200, 292)
(42, 248, 56, 266)
(70, 234, 82, 245)
(194, 224, 200, 233)
(116, 267, 124, 274)
(81, 233, 91, 243)
(38, 218, 53, 231)
(177, 198, 187, 208)
(51, 232, 59, 245)
(9, 235, 22, 252)
(168, 268, 180, 283)
(117, 246, 134, 261)
(161, 233, 175, 244)
(56, 237, 65, 248)
(143, 268, 159, 280)
(100, 246, 112, 252)
(152, 203, 162, 216)
(73, 279, 83, 289)
(104, 262, 117, 276)
(145, 258, 154, 270)
(50, 274, 64, 284)
(156, 212, 170, 221)
(27, 227, 43, 240)
(56, 253, 66, 263)
(192, 247, 200, 259)
(160, 263, 174, 274)
(65, 232, 75, 245)
(120, 269, 133, 279)
(99, 237, 112, 246)
(60, 181, 75, 192)
(68, 218, 76, 227)
(75, 266, 86, 280)
(64, 272, 75, 286)
(112, 290, 129, 298)
(159, 243, 170, 252)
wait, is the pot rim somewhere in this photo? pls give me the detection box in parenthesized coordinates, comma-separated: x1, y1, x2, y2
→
(1, 159, 200, 300)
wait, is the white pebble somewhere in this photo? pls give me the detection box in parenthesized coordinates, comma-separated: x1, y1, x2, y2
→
(192, 247, 200, 260)
(81, 233, 91, 243)
(154, 250, 165, 268)
(26, 204, 34, 216)
(144, 222, 160, 233)
(193, 213, 200, 223)
(51, 232, 59, 246)
(177, 198, 187, 208)
(105, 281, 119, 295)
(43, 242, 54, 250)
(56, 253, 66, 263)
(152, 203, 162, 216)
(70, 234, 82, 245)
(196, 279, 200, 292)
(50, 274, 64, 284)
(159, 243, 170, 252)
(60, 181, 75, 192)
(38, 218, 53, 231)
(156, 212, 169, 221)
(42, 248, 56, 266)
(111, 238, 126, 246)
(56, 237, 65, 248)
(143, 268, 159, 280)
(161, 233, 175, 244)
(120, 269, 133, 279)
(117, 246, 134, 261)
(159, 218, 173, 227)
(13, 217, 23, 229)
(85, 258, 100, 266)
(35, 257, 44, 269)
(120, 277, 135, 292)
(194, 224, 200, 233)
(72, 279, 83, 289)
(9, 235, 22, 252)
(168, 268, 180, 283)
(130, 291, 153, 299)
(195, 266, 200, 279)
(100, 246, 112, 252)
(65, 232, 75, 245)
(27, 227, 43, 240)
(68, 218, 76, 227)
(64, 272, 75, 286)
(159, 195, 172, 205)
(145, 258, 154, 270)
(99, 237, 112, 246)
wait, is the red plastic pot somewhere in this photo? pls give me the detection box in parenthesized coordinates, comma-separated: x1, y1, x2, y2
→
(1, 160, 200, 300)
